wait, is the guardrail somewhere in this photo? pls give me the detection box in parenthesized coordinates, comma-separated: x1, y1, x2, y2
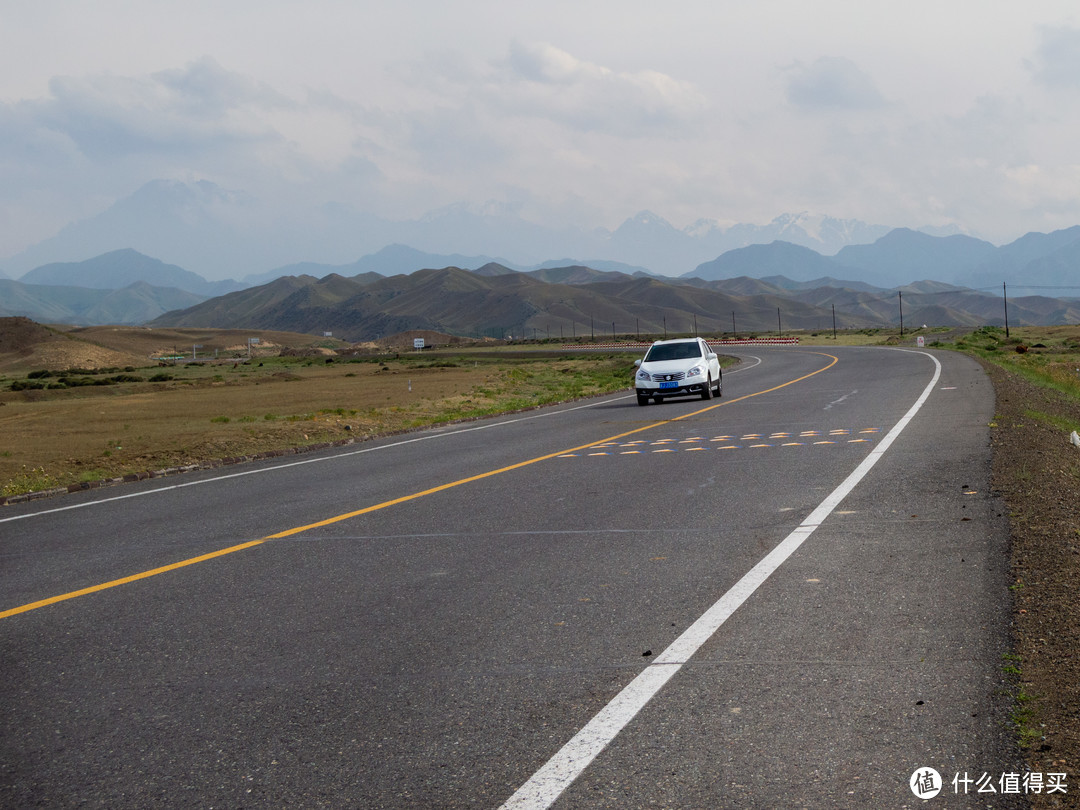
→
(709, 338, 801, 346)
(559, 338, 800, 350)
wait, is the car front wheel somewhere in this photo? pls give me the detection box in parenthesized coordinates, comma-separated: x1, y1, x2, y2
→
(700, 375, 713, 400)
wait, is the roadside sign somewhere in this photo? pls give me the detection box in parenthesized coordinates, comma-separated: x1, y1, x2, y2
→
(917, 336, 925, 347)
(413, 338, 425, 350)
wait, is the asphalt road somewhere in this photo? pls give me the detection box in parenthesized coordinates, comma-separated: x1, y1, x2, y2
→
(1, 347, 1023, 808)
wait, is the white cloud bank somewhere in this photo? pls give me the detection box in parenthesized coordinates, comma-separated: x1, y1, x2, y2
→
(2, 2, 1080, 260)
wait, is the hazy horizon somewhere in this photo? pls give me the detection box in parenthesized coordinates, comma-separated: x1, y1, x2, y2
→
(3, 1, 1080, 266)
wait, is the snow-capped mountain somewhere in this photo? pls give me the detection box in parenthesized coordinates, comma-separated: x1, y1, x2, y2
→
(0, 179, 941, 280)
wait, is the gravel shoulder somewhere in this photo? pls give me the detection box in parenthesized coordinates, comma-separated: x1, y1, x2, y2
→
(984, 358, 1080, 808)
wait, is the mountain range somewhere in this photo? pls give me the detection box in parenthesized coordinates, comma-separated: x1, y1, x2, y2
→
(2, 223, 1078, 334)
(0, 278, 204, 326)
(146, 262, 1080, 342)
(148, 265, 854, 341)
(0, 179, 917, 280)
(690, 226, 1080, 291)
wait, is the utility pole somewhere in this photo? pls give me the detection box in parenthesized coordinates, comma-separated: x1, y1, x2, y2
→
(1003, 282, 1010, 338)
(777, 307, 782, 338)
(899, 291, 904, 337)
(831, 304, 837, 341)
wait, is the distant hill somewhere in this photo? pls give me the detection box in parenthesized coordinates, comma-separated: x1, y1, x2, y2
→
(247, 249, 654, 287)
(759, 275, 884, 293)
(960, 225, 1080, 288)
(10, 227, 1080, 335)
(0, 279, 205, 325)
(982, 238, 1080, 291)
(687, 226, 1080, 291)
(249, 244, 516, 286)
(19, 249, 244, 297)
(832, 229, 998, 287)
(534, 258, 654, 276)
(689, 241, 847, 283)
(687, 276, 788, 296)
(524, 265, 636, 285)
(151, 265, 880, 340)
(155, 259, 1080, 339)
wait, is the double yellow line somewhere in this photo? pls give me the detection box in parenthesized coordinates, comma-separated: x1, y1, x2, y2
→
(1, 353, 838, 620)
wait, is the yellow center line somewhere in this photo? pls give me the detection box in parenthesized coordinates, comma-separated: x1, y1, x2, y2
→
(2, 352, 839, 619)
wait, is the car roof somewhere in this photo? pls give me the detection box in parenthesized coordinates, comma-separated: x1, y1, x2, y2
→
(650, 337, 703, 345)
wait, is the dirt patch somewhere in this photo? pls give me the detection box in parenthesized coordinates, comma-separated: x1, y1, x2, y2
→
(984, 358, 1080, 807)
(0, 317, 141, 372)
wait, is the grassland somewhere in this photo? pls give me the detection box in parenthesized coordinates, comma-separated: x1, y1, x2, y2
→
(0, 349, 639, 497)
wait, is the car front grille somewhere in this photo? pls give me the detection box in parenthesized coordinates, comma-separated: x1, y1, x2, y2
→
(656, 371, 686, 381)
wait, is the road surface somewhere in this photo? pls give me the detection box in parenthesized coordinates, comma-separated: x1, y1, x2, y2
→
(1, 347, 1022, 808)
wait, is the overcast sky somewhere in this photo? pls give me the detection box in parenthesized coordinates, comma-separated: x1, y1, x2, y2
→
(3, 0, 1080, 259)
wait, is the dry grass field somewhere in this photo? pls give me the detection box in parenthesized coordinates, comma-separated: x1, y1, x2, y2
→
(0, 319, 637, 496)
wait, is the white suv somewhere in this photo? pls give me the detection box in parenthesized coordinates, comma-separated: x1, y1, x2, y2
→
(634, 337, 722, 406)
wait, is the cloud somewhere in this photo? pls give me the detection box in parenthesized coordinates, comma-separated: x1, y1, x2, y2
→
(492, 42, 708, 134)
(784, 57, 885, 110)
(30, 57, 288, 162)
(0, 57, 389, 253)
(1030, 25, 1080, 90)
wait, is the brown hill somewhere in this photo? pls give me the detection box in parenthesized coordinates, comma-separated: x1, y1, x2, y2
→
(0, 317, 350, 373)
(0, 317, 142, 372)
(152, 266, 875, 341)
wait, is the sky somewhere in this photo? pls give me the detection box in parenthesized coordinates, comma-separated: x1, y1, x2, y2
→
(3, 0, 1080, 261)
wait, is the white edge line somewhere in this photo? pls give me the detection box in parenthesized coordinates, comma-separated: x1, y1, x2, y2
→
(498, 350, 942, 810)
(0, 395, 623, 524)
(2, 354, 765, 525)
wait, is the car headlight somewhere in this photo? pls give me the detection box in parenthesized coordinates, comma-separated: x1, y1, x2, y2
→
(636, 369, 652, 381)
(686, 365, 703, 378)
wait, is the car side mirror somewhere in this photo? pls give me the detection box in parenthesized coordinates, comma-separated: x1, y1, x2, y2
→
(707, 352, 717, 360)
(634, 359, 642, 368)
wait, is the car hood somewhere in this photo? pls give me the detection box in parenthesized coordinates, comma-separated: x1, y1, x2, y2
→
(640, 358, 703, 374)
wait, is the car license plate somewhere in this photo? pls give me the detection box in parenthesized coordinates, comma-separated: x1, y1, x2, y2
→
(659, 381, 678, 389)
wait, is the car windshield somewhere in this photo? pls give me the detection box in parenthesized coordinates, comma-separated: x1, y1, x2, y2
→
(644, 342, 702, 362)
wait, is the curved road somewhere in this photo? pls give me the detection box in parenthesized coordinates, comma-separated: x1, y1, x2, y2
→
(1, 347, 1021, 808)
